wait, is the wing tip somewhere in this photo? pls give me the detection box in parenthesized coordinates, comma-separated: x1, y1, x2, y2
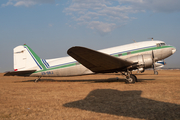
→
(67, 46, 84, 55)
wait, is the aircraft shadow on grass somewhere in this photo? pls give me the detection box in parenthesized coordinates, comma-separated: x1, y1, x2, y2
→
(63, 89, 180, 120)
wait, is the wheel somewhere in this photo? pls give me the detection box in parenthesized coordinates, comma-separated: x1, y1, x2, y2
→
(131, 74, 138, 82)
(154, 71, 158, 75)
(125, 74, 136, 84)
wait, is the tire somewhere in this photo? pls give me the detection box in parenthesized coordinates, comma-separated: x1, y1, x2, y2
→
(131, 74, 138, 82)
(154, 71, 158, 75)
(125, 74, 136, 84)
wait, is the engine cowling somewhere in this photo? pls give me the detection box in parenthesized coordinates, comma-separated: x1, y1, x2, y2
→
(126, 54, 153, 68)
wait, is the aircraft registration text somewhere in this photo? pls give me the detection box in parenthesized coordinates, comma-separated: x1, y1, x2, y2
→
(41, 71, 54, 75)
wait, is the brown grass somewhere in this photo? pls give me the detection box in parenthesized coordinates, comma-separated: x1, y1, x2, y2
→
(0, 70, 180, 120)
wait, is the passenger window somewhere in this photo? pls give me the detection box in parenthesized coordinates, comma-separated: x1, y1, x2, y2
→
(76, 62, 80, 65)
(118, 53, 122, 56)
(127, 52, 131, 55)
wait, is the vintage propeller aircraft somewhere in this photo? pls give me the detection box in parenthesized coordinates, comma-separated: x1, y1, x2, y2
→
(4, 40, 176, 83)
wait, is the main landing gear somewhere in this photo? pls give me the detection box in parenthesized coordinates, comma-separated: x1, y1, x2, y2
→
(122, 71, 137, 84)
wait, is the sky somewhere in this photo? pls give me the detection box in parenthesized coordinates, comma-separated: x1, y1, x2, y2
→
(0, 0, 180, 72)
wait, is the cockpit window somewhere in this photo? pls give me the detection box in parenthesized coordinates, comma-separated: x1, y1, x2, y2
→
(157, 43, 166, 47)
(160, 43, 166, 46)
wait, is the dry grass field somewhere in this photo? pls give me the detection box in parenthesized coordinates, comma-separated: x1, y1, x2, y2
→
(0, 70, 180, 120)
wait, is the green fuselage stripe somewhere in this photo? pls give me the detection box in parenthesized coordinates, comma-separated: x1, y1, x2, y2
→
(34, 45, 174, 73)
(34, 63, 76, 73)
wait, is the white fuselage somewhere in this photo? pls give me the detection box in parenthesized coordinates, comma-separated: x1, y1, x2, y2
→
(28, 40, 176, 77)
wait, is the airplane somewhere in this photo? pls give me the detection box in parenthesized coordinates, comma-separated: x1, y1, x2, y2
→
(4, 40, 176, 83)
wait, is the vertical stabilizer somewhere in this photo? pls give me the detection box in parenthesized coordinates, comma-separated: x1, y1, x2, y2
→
(14, 45, 43, 71)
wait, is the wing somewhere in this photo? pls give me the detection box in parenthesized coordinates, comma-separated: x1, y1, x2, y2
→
(4, 70, 36, 76)
(67, 46, 133, 73)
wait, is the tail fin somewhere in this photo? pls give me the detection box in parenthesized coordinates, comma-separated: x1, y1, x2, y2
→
(14, 44, 44, 71)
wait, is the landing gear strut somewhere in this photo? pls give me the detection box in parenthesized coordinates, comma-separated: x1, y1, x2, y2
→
(152, 50, 158, 75)
(154, 71, 158, 75)
(122, 71, 137, 84)
(35, 77, 41, 82)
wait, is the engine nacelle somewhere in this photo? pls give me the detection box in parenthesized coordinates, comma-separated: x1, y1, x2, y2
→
(126, 54, 153, 68)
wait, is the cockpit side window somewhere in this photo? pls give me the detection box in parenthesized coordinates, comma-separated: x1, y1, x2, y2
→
(156, 43, 166, 47)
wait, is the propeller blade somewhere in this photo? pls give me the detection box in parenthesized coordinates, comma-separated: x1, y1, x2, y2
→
(163, 59, 167, 65)
(152, 50, 157, 75)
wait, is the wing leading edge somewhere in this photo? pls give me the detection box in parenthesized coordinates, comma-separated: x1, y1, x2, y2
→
(67, 46, 133, 73)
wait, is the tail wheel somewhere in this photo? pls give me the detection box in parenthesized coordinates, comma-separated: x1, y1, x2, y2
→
(125, 74, 136, 84)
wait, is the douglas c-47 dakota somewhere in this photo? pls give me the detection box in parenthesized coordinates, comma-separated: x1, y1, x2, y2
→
(4, 40, 176, 83)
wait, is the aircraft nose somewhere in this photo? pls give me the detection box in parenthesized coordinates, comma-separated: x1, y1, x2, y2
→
(172, 47, 176, 54)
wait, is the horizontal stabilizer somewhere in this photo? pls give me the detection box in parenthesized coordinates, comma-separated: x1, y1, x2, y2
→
(4, 70, 36, 76)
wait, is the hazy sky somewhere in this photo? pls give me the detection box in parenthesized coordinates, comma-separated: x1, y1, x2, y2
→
(0, 0, 180, 72)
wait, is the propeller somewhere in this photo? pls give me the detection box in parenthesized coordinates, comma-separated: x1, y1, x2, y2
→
(152, 50, 158, 75)
(163, 59, 166, 65)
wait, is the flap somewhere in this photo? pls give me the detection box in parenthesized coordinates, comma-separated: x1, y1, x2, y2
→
(67, 46, 133, 73)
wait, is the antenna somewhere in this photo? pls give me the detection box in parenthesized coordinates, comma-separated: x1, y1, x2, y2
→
(133, 39, 136, 43)
(148, 38, 154, 41)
